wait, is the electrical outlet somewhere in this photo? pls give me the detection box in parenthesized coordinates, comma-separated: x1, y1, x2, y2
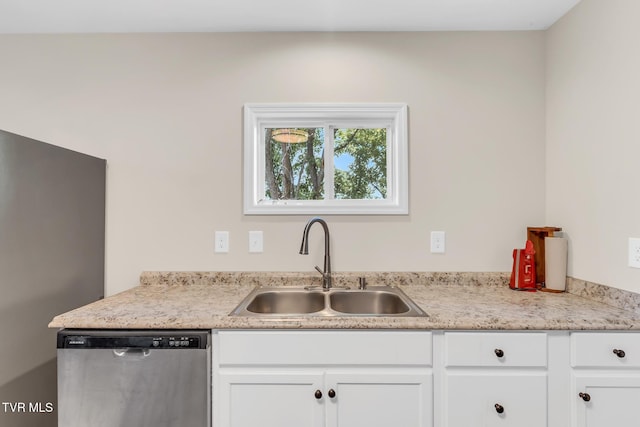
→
(629, 238, 640, 268)
(215, 231, 229, 253)
(249, 231, 263, 253)
(430, 231, 445, 254)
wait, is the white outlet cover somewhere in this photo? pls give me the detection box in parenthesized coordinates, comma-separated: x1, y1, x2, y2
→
(431, 231, 445, 253)
(629, 238, 640, 268)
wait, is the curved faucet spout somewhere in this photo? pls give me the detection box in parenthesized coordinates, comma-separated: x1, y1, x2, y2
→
(299, 217, 332, 290)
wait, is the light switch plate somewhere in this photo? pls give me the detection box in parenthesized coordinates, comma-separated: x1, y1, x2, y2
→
(249, 231, 263, 253)
(215, 231, 229, 253)
(430, 231, 445, 253)
(629, 238, 640, 268)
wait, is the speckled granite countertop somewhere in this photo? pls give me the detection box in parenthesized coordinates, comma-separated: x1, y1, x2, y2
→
(48, 272, 640, 330)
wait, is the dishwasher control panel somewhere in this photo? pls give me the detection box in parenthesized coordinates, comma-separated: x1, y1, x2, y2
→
(57, 330, 209, 349)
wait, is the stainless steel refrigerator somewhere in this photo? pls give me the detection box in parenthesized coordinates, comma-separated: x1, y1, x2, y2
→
(0, 129, 105, 427)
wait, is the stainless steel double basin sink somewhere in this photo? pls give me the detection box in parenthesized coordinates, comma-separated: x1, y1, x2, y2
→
(230, 286, 426, 317)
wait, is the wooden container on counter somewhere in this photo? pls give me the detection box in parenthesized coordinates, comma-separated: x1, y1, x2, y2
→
(527, 226, 562, 287)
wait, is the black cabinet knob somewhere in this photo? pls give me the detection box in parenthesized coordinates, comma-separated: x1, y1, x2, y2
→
(328, 389, 336, 398)
(579, 392, 591, 402)
(494, 349, 504, 358)
(494, 403, 504, 414)
(314, 390, 322, 399)
(613, 349, 626, 358)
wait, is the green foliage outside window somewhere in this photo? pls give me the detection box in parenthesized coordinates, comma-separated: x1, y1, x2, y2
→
(334, 128, 387, 200)
(265, 127, 387, 201)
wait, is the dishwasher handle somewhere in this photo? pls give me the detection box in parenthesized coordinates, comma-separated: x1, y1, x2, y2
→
(113, 348, 151, 359)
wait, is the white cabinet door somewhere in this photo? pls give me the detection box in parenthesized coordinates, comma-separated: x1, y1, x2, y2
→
(444, 372, 547, 427)
(325, 371, 433, 427)
(574, 374, 640, 427)
(218, 370, 431, 427)
(214, 330, 433, 427)
(218, 372, 324, 427)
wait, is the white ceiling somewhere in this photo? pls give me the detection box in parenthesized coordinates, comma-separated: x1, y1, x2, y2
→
(0, 0, 581, 34)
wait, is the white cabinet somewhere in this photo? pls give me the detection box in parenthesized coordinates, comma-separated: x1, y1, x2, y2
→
(218, 372, 324, 427)
(213, 330, 433, 427)
(218, 370, 430, 427)
(573, 374, 640, 426)
(325, 372, 432, 427)
(212, 329, 640, 427)
(445, 372, 546, 426)
(440, 332, 549, 427)
(571, 333, 640, 426)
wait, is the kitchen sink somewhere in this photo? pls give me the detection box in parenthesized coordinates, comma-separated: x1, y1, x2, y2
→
(230, 286, 426, 317)
(245, 290, 325, 314)
(329, 290, 410, 315)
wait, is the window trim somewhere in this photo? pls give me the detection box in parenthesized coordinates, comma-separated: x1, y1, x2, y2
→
(243, 103, 408, 215)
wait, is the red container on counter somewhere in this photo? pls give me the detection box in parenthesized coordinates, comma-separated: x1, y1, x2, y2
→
(510, 240, 537, 291)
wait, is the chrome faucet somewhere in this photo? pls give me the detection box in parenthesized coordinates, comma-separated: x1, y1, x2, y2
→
(299, 217, 332, 290)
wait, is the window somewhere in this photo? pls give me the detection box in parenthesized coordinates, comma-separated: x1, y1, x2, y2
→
(243, 103, 408, 215)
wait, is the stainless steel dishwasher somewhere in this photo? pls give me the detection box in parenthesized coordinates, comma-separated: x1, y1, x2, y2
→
(57, 329, 210, 427)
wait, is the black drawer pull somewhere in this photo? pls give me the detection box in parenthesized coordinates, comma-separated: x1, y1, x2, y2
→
(494, 348, 504, 358)
(579, 392, 591, 402)
(314, 390, 322, 399)
(613, 349, 626, 358)
(494, 403, 504, 414)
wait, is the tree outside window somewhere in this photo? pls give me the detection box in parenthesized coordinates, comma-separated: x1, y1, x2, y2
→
(243, 103, 407, 215)
(265, 127, 387, 202)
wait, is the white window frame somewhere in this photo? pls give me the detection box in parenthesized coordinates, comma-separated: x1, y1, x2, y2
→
(243, 103, 408, 215)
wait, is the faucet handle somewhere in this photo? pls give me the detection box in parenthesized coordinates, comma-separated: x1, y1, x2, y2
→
(314, 265, 326, 277)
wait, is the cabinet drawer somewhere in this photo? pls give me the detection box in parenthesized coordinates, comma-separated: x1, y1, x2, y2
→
(572, 333, 640, 368)
(444, 372, 547, 426)
(217, 330, 432, 366)
(444, 332, 547, 367)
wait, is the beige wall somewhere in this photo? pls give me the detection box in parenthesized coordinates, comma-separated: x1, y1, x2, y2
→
(0, 32, 546, 295)
(546, 0, 640, 292)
